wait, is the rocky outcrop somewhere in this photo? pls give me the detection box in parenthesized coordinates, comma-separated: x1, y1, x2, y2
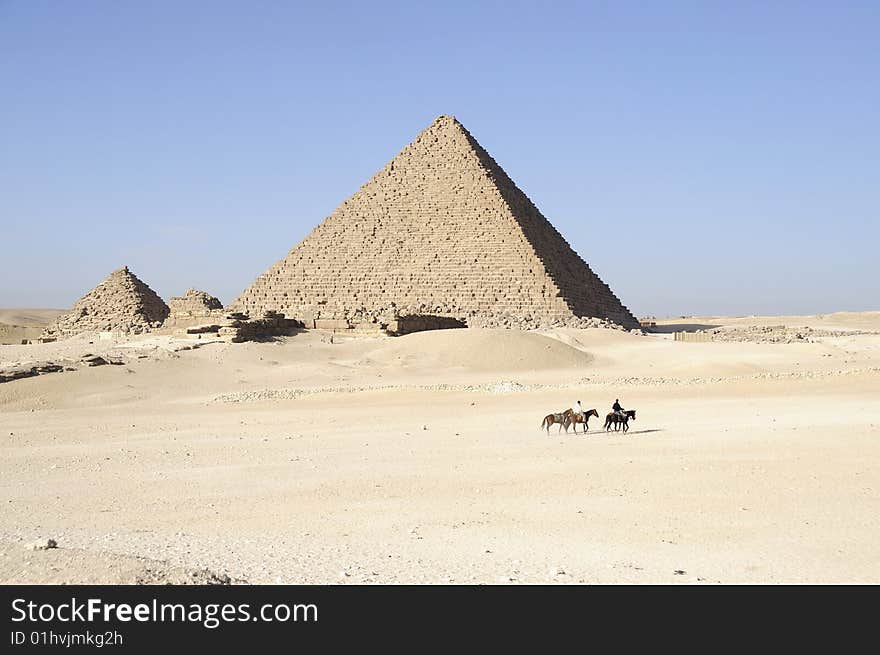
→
(0, 362, 67, 383)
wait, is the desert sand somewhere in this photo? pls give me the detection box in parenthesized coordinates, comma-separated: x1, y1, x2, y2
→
(0, 309, 64, 345)
(1, 312, 878, 584)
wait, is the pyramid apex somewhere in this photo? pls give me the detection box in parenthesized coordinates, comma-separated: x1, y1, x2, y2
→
(426, 114, 468, 132)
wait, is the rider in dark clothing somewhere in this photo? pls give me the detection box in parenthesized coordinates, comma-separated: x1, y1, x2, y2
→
(612, 399, 624, 413)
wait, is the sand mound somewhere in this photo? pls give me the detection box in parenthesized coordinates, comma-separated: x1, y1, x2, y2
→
(363, 328, 594, 372)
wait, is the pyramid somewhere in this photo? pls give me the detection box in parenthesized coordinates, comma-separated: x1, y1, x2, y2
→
(232, 115, 638, 330)
(168, 288, 223, 315)
(43, 266, 170, 338)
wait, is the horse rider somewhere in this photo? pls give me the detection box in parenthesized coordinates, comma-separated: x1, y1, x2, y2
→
(575, 400, 584, 418)
(612, 399, 625, 417)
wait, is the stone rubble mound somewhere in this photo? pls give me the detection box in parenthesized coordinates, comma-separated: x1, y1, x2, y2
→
(216, 310, 305, 343)
(162, 288, 226, 330)
(168, 288, 223, 315)
(174, 310, 304, 343)
(465, 311, 637, 332)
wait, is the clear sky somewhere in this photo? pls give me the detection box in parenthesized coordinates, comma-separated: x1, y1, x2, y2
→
(2, 1, 878, 316)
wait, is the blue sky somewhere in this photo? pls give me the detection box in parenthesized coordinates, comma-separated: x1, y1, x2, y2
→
(1, 1, 878, 316)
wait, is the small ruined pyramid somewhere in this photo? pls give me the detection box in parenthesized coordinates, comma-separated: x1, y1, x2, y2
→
(233, 115, 638, 329)
(43, 266, 170, 338)
(168, 288, 223, 314)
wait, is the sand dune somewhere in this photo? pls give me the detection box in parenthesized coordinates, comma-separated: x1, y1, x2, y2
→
(1, 311, 879, 584)
(361, 328, 595, 372)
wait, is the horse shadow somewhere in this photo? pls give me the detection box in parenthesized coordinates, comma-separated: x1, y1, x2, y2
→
(582, 428, 664, 437)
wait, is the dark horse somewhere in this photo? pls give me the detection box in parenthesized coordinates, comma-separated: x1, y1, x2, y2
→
(604, 409, 637, 433)
(564, 408, 599, 434)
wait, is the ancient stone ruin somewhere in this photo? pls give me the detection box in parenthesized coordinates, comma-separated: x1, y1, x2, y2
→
(178, 310, 303, 343)
(217, 311, 304, 342)
(168, 288, 223, 315)
(162, 288, 226, 330)
(232, 114, 639, 331)
(43, 266, 170, 338)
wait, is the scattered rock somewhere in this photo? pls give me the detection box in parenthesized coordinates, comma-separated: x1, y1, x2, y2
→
(25, 538, 58, 551)
(710, 325, 876, 344)
(81, 355, 109, 367)
(0, 361, 65, 383)
(486, 380, 526, 394)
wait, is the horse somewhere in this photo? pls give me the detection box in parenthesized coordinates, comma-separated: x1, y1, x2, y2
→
(541, 412, 571, 435)
(604, 409, 637, 433)
(564, 408, 599, 434)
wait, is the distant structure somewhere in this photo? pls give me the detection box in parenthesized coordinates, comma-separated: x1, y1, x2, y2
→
(232, 115, 638, 330)
(161, 288, 225, 331)
(43, 266, 169, 338)
(168, 288, 222, 315)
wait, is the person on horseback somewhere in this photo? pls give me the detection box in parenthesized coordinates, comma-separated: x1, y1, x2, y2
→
(575, 400, 584, 418)
(612, 399, 625, 417)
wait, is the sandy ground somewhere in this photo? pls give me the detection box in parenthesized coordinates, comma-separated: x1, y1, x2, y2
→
(0, 309, 63, 345)
(1, 311, 878, 584)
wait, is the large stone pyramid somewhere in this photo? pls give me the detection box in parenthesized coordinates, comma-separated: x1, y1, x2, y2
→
(44, 266, 170, 338)
(233, 115, 638, 329)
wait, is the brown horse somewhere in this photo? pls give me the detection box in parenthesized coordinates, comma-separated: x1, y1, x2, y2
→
(541, 412, 571, 435)
(565, 408, 600, 434)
